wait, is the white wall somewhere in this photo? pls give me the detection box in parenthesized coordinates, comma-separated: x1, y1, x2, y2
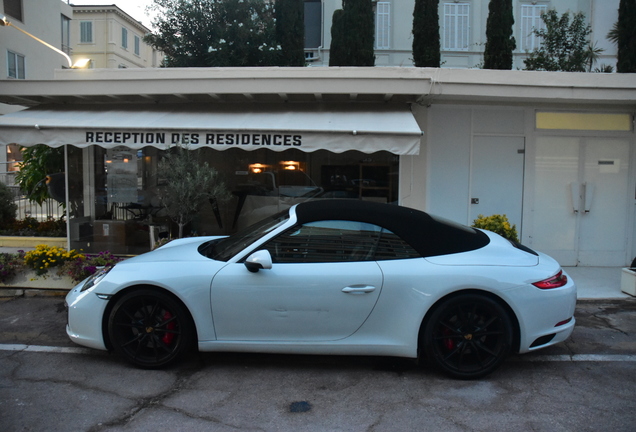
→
(0, 0, 73, 79)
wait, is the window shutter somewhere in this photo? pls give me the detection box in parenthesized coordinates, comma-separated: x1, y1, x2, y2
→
(375, 2, 391, 50)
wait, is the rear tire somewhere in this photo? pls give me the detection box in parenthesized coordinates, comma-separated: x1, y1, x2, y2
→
(423, 294, 512, 379)
(108, 289, 194, 368)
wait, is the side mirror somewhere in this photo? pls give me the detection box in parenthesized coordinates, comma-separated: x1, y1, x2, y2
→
(244, 250, 273, 273)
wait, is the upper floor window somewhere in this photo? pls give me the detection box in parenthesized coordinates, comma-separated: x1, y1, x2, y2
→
(7, 50, 25, 79)
(443, 2, 470, 51)
(375, 2, 391, 50)
(134, 35, 140, 55)
(520, 3, 547, 51)
(304, 0, 322, 49)
(80, 21, 93, 43)
(61, 15, 71, 55)
(3, 0, 23, 22)
(121, 27, 128, 49)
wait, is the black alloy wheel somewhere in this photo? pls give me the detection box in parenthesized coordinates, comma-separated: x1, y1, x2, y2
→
(423, 294, 513, 379)
(108, 289, 194, 368)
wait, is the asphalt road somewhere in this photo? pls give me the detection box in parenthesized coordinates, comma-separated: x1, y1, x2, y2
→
(1, 295, 635, 432)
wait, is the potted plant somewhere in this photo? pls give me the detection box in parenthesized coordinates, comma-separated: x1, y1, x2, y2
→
(621, 257, 636, 296)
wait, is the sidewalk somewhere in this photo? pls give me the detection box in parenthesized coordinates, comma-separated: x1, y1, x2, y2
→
(0, 246, 631, 299)
(564, 267, 631, 300)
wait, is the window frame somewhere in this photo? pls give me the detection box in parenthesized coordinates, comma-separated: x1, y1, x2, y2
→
(79, 21, 93, 43)
(134, 35, 141, 56)
(7, 50, 25, 79)
(61, 15, 71, 54)
(442, 2, 471, 51)
(519, 3, 547, 52)
(3, 0, 23, 22)
(375, 1, 391, 50)
(121, 27, 128, 49)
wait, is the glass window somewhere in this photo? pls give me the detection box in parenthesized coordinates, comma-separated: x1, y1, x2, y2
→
(262, 220, 418, 263)
(3, 0, 23, 22)
(7, 50, 25, 79)
(265, 220, 383, 263)
(67, 146, 399, 255)
(520, 4, 547, 51)
(375, 2, 391, 50)
(80, 21, 93, 43)
(122, 27, 128, 49)
(134, 35, 140, 55)
(304, 0, 322, 49)
(61, 15, 71, 54)
(443, 2, 470, 51)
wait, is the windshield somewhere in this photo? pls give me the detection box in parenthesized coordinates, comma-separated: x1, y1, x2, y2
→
(198, 210, 290, 261)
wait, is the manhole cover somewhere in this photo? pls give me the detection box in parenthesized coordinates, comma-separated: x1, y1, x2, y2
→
(289, 401, 312, 413)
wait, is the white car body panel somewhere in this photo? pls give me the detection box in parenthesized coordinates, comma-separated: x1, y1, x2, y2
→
(211, 260, 383, 341)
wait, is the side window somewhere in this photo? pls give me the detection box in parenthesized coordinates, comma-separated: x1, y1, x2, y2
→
(265, 220, 382, 263)
(374, 230, 420, 260)
(263, 220, 420, 263)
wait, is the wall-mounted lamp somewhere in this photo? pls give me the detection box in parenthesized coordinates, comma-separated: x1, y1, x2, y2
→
(1, 14, 91, 69)
(280, 161, 302, 171)
(248, 163, 269, 174)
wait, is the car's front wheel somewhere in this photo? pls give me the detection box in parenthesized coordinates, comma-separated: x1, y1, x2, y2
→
(107, 289, 194, 368)
(423, 294, 513, 379)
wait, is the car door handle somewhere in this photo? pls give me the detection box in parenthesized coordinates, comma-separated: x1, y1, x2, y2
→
(342, 285, 376, 294)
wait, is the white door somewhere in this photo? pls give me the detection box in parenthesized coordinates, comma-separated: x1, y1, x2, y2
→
(470, 136, 525, 231)
(531, 136, 631, 266)
(210, 219, 387, 341)
(210, 261, 383, 341)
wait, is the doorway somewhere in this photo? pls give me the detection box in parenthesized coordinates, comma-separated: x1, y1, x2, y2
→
(530, 136, 631, 266)
(470, 136, 525, 233)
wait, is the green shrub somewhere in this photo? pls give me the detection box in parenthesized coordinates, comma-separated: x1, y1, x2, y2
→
(0, 251, 24, 283)
(472, 214, 519, 242)
(0, 182, 17, 228)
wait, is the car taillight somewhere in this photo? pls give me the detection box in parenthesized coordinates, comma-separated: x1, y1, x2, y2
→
(532, 270, 568, 289)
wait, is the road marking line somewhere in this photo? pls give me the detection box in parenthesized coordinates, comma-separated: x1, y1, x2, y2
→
(519, 354, 636, 362)
(0, 343, 95, 355)
(1, 344, 635, 362)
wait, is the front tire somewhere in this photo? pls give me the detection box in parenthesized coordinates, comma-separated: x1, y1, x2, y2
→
(108, 289, 194, 368)
(423, 294, 512, 379)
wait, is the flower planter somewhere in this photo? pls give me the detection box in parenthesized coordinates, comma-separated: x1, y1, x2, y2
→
(621, 268, 636, 297)
(0, 236, 67, 249)
(0, 269, 75, 291)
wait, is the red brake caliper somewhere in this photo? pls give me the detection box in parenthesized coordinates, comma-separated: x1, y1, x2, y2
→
(442, 327, 455, 351)
(162, 311, 176, 345)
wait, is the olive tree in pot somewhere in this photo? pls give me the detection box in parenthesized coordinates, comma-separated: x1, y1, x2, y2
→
(156, 144, 228, 239)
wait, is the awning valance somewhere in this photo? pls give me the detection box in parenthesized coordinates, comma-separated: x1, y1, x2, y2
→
(0, 104, 422, 155)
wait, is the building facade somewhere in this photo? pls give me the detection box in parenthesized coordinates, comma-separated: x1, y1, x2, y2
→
(0, 67, 634, 270)
(305, 0, 619, 70)
(1, 1, 160, 212)
(70, 5, 162, 69)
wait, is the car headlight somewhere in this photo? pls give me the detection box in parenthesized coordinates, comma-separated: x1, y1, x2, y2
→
(81, 266, 113, 292)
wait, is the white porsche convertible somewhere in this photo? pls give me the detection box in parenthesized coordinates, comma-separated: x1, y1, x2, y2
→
(66, 200, 576, 379)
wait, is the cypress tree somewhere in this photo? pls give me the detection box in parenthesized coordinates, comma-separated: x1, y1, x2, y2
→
(346, 0, 375, 66)
(412, 0, 440, 67)
(483, 0, 516, 69)
(329, 0, 375, 66)
(276, 0, 306, 66)
(329, 9, 348, 66)
(617, 0, 636, 72)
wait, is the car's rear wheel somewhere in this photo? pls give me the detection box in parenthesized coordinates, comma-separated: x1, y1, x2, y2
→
(107, 289, 194, 368)
(423, 294, 512, 379)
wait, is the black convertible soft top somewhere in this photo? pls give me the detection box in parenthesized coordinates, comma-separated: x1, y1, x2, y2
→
(294, 199, 490, 258)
